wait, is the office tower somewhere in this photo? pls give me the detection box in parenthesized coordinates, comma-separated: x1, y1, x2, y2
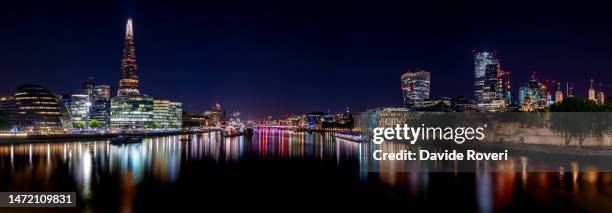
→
(401, 69, 430, 109)
(110, 96, 154, 129)
(169, 102, 182, 128)
(93, 85, 111, 100)
(555, 81, 563, 104)
(61, 94, 90, 125)
(499, 71, 512, 106)
(110, 19, 154, 129)
(153, 99, 170, 128)
(83, 77, 95, 101)
(474, 51, 499, 105)
(474, 51, 506, 111)
(518, 86, 527, 107)
(117, 18, 140, 97)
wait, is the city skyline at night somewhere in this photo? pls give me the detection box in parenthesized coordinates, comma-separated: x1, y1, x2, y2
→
(0, 1, 611, 118)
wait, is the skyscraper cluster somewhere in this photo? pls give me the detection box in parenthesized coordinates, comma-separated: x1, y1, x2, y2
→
(473, 51, 512, 112)
(0, 18, 183, 133)
(399, 50, 607, 112)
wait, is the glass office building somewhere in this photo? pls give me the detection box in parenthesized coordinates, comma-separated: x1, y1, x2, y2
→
(401, 70, 430, 109)
(13, 84, 71, 133)
(110, 96, 154, 129)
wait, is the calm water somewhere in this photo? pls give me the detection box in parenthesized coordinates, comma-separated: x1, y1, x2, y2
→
(0, 130, 611, 212)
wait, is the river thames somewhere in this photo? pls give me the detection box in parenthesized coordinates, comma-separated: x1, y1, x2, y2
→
(0, 130, 611, 212)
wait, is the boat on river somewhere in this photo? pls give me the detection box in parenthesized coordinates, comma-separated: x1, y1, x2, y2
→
(110, 135, 144, 144)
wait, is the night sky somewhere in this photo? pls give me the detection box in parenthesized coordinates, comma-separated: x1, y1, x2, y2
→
(1, 1, 611, 118)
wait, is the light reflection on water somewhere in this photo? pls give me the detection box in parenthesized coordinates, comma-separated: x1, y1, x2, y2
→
(0, 130, 610, 212)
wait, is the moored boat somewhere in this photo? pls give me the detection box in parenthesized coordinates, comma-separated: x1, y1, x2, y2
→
(110, 135, 143, 144)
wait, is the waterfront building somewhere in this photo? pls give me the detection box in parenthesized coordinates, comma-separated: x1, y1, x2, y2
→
(422, 97, 452, 112)
(61, 94, 90, 127)
(353, 112, 365, 132)
(153, 99, 170, 128)
(182, 112, 208, 127)
(358, 107, 409, 138)
(110, 96, 154, 129)
(286, 115, 302, 126)
(152, 99, 182, 128)
(0, 96, 17, 128)
(12, 84, 71, 133)
(306, 112, 325, 129)
(401, 69, 430, 109)
(89, 98, 110, 128)
(169, 102, 182, 128)
(451, 96, 476, 112)
(205, 103, 226, 126)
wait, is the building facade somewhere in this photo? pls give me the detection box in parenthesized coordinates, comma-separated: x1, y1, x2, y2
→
(110, 19, 155, 129)
(168, 102, 182, 128)
(12, 84, 71, 133)
(474, 50, 513, 111)
(61, 94, 90, 127)
(110, 96, 154, 129)
(94, 85, 111, 100)
(153, 99, 170, 128)
(117, 18, 140, 97)
(401, 70, 430, 109)
(474, 51, 499, 107)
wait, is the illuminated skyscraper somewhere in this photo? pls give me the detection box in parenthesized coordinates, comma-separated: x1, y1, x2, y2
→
(498, 71, 512, 105)
(483, 64, 500, 102)
(474, 51, 507, 111)
(117, 18, 140, 97)
(555, 81, 563, 104)
(401, 70, 430, 108)
(110, 19, 154, 129)
(474, 51, 498, 105)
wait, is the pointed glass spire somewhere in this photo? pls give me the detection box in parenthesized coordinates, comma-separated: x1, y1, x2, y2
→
(126, 18, 133, 37)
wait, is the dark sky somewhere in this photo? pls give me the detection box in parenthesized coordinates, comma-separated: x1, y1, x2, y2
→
(1, 0, 611, 119)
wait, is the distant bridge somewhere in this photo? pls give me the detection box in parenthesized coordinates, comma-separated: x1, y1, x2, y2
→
(254, 125, 299, 130)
